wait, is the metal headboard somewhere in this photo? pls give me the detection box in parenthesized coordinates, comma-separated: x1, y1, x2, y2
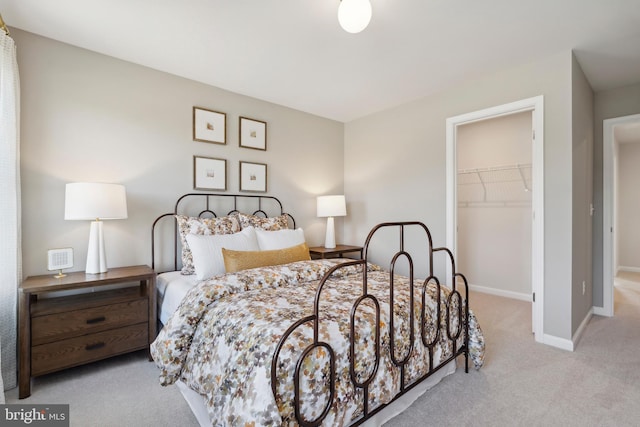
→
(151, 193, 295, 272)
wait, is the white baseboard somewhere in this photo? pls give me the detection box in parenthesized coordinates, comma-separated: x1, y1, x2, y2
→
(593, 306, 612, 317)
(571, 307, 593, 349)
(469, 284, 595, 351)
(618, 266, 640, 273)
(543, 308, 593, 352)
(542, 334, 574, 351)
(468, 283, 531, 302)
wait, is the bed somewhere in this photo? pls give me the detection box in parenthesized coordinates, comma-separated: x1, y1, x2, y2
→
(150, 193, 485, 426)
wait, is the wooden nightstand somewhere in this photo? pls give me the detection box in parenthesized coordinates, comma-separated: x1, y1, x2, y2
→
(18, 265, 157, 399)
(308, 244, 363, 260)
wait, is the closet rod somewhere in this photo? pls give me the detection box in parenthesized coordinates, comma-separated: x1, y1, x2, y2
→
(0, 14, 10, 36)
(458, 200, 532, 208)
(457, 163, 532, 175)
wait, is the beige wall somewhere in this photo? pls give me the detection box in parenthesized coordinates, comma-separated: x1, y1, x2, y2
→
(592, 82, 640, 306)
(571, 54, 594, 335)
(15, 25, 615, 343)
(345, 51, 574, 340)
(14, 29, 345, 277)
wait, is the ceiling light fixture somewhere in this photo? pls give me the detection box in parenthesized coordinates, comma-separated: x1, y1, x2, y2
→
(338, 0, 372, 34)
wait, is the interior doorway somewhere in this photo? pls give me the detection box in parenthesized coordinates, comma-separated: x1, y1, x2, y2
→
(446, 96, 544, 343)
(601, 113, 640, 317)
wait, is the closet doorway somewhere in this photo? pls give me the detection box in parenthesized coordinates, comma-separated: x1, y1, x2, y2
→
(446, 96, 544, 342)
(456, 112, 532, 301)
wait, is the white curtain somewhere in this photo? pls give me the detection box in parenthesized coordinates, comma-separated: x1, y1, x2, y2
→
(0, 27, 21, 398)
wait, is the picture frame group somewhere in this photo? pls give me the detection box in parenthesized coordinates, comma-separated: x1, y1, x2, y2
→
(192, 107, 268, 193)
(193, 157, 267, 193)
(193, 107, 267, 151)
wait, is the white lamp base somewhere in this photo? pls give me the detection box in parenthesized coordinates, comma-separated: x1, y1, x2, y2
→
(86, 220, 107, 274)
(324, 216, 336, 249)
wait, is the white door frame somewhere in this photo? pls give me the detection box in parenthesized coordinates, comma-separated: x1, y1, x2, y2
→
(600, 113, 640, 317)
(446, 96, 545, 343)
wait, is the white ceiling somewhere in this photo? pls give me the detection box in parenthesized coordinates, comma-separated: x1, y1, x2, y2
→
(2, 0, 640, 122)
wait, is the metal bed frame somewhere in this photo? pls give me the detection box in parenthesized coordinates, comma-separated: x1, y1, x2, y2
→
(151, 193, 294, 272)
(150, 194, 469, 426)
(271, 221, 469, 426)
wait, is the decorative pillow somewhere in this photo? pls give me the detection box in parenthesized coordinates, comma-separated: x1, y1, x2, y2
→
(255, 228, 306, 250)
(185, 227, 259, 280)
(234, 212, 289, 231)
(222, 242, 311, 273)
(176, 215, 241, 275)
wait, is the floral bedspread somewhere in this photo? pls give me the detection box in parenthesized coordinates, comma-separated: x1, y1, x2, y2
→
(150, 259, 485, 426)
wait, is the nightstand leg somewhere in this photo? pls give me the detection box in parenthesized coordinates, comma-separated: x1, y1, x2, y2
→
(144, 277, 157, 361)
(18, 290, 32, 399)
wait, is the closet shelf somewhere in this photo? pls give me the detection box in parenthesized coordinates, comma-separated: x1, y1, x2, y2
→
(457, 163, 532, 204)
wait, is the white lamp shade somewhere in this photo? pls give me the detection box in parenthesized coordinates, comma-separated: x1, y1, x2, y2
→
(65, 183, 128, 220)
(317, 195, 347, 218)
(338, 0, 372, 34)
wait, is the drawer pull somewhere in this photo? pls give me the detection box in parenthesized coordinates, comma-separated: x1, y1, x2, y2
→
(85, 342, 106, 351)
(86, 316, 106, 324)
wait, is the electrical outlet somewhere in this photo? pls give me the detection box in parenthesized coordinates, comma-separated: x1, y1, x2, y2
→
(582, 281, 586, 295)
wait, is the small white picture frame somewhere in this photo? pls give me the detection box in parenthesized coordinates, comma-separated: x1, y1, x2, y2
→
(193, 107, 226, 145)
(239, 161, 267, 193)
(239, 116, 267, 151)
(194, 156, 227, 191)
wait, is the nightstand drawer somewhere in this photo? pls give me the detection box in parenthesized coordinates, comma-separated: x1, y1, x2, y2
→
(31, 323, 148, 376)
(31, 298, 149, 346)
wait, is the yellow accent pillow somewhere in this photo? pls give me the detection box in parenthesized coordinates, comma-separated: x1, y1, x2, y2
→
(222, 243, 311, 273)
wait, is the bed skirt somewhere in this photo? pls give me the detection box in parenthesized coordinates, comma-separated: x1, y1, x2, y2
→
(175, 359, 457, 427)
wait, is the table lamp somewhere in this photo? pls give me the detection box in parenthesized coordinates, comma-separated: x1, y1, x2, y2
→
(317, 195, 346, 249)
(64, 182, 128, 274)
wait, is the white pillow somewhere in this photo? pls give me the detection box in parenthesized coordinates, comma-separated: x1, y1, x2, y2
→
(185, 226, 259, 280)
(255, 228, 306, 250)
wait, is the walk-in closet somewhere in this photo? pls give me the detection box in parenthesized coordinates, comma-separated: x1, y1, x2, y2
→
(456, 111, 533, 299)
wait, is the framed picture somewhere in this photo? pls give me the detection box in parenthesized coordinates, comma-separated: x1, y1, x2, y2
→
(239, 161, 267, 192)
(239, 116, 267, 150)
(193, 156, 227, 191)
(193, 107, 226, 144)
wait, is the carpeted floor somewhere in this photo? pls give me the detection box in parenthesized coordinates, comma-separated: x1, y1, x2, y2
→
(6, 276, 640, 426)
(386, 275, 640, 427)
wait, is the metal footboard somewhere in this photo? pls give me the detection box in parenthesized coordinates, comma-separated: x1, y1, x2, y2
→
(271, 221, 469, 426)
